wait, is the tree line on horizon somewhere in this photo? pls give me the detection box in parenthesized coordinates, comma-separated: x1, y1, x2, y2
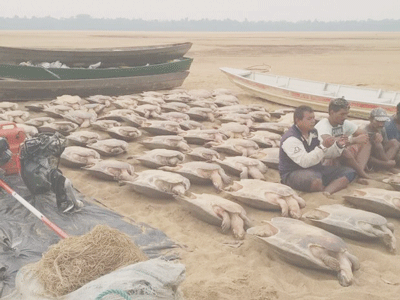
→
(1, 15, 400, 31)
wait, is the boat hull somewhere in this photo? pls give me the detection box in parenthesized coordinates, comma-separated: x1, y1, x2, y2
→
(0, 42, 193, 68)
(220, 67, 400, 119)
(0, 71, 190, 101)
(0, 57, 193, 81)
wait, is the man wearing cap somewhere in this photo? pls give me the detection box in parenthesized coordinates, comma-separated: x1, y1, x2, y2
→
(364, 108, 400, 170)
(315, 97, 371, 179)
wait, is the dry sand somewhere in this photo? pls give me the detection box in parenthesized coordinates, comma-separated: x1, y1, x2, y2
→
(2, 31, 400, 299)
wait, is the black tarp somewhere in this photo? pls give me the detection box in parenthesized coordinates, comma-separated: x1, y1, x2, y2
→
(0, 175, 179, 298)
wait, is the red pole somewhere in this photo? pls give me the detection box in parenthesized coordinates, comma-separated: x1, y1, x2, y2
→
(0, 178, 69, 239)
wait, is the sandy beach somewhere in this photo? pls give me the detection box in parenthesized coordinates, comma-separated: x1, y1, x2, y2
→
(1, 31, 400, 299)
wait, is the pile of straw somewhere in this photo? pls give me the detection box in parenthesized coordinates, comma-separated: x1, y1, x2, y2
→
(35, 224, 148, 297)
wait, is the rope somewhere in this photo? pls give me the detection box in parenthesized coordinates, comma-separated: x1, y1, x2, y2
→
(95, 289, 131, 300)
(245, 63, 271, 73)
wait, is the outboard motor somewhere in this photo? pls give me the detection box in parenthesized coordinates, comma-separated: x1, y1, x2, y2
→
(19, 132, 81, 212)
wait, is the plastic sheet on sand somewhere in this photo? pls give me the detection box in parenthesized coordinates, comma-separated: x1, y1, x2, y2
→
(0, 175, 180, 298)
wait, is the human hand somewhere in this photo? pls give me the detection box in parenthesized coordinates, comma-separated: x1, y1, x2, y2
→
(322, 136, 335, 148)
(336, 136, 348, 148)
(374, 133, 383, 144)
(354, 133, 369, 144)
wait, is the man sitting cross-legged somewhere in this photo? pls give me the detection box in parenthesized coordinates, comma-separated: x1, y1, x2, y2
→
(385, 102, 400, 143)
(279, 105, 356, 195)
(364, 108, 400, 171)
(315, 97, 371, 179)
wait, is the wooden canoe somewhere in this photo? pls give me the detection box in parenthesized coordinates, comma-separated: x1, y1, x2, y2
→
(0, 42, 192, 68)
(0, 57, 193, 81)
(0, 71, 189, 101)
(220, 67, 400, 119)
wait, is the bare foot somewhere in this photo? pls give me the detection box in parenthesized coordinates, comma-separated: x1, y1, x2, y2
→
(356, 178, 369, 185)
(389, 167, 400, 174)
(359, 171, 372, 179)
(383, 160, 397, 169)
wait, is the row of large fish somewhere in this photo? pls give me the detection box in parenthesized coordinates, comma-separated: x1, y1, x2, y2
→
(2, 88, 400, 286)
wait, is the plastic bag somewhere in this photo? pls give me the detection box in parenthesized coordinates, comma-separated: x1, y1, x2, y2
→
(3, 258, 185, 300)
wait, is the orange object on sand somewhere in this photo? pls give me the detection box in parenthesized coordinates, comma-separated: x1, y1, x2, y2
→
(0, 122, 25, 174)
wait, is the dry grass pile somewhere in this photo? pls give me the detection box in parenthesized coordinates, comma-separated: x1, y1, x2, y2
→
(35, 224, 148, 297)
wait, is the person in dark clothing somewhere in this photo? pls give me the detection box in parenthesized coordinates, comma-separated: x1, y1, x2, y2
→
(385, 102, 400, 144)
(365, 108, 400, 170)
(279, 105, 356, 195)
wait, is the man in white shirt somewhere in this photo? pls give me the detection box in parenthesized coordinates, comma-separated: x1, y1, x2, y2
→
(315, 97, 371, 179)
(279, 105, 356, 195)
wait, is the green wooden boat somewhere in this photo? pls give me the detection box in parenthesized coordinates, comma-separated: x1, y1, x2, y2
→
(0, 42, 192, 68)
(0, 57, 193, 81)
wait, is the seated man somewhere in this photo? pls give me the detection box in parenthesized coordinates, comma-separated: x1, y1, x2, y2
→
(279, 105, 356, 195)
(315, 97, 371, 178)
(385, 102, 400, 142)
(364, 108, 400, 170)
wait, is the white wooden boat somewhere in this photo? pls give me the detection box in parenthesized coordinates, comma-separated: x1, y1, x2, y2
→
(220, 67, 400, 119)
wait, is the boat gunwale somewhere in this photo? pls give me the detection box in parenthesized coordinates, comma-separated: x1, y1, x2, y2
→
(0, 42, 193, 53)
(0, 71, 189, 84)
(1, 57, 193, 71)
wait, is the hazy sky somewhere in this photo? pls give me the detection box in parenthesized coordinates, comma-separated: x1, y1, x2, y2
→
(2, 0, 399, 22)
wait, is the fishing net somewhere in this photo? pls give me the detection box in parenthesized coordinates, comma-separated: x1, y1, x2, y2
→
(33, 224, 148, 297)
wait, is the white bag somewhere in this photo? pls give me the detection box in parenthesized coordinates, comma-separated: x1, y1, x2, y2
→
(3, 258, 185, 300)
